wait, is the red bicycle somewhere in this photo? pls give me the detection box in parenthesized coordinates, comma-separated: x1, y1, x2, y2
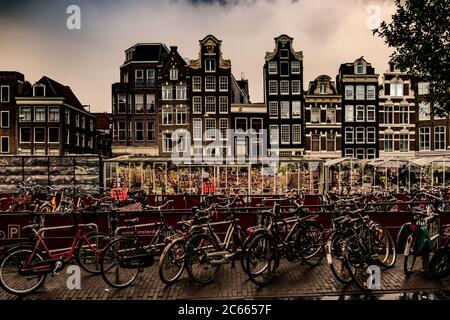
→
(0, 215, 110, 295)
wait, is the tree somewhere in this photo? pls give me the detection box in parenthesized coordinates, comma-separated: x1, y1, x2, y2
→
(374, 0, 450, 115)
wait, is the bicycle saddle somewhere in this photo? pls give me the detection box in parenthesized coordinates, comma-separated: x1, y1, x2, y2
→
(22, 223, 39, 231)
(124, 218, 139, 225)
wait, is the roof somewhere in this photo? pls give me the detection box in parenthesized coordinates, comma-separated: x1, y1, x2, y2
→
(93, 112, 111, 130)
(124, 43, 169, 62)
(23, 76, 85, 110)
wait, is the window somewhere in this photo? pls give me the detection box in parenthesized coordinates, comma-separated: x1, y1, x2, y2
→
(75, 114, 80, 127)
(419, 127, 430, 151)
(367, 149, 376, 159)
(291, 61, 300, 74)
(176, 107, 187, 125)
(205, 76, 216, 91)
(193, 119, 202, 141)
(345, 127, 354, 143)
(170, 68, 178, 80)
(146, 69, 155, 86)
(311, 107, 320, 123)
(390, 82, 403, 97)
(205, 118, 216, 140)
(33, 84, 45, 97)
(356, 149, 365, 159)
(80, 133, 85, 147)
(319, 83, 326, 95)
(281, 125, 290, 144)
(400, 133, 409, 152)
(205, 96, 216, 113)
(135, 94, 144, 113)
(356, 105, 365, 121)
(268, 62, 277, 74)
(291, 80, 301, 95)
(280, 49, 289, 59)
(135, 122, 144, 141)
(0, 111, 9, 128)
(280, 101, 289, 119)
(123, 73, 129, 83)
(345, 86, 354, 100)
(48, 128, 59, 143)
(384, 132, 394, 152)
(219, 118, 228, 140)
(162, 108, 173, 125)
(384, 105, 394, 124)
(34, 148, 46, 156)
(219, 77, 228, 91)
(345, 149, 354, 157)
(326, 108, 336, 123)
(269, 102, 278, 118)
(64, 109, 70, 124)
(34, 107, 45, 122)
(81, 116, 85, 129)
(193, 96, 202, 114)
(419, 102, 431, 120)
(219, 96, 228, 114)
(118, 94, 126, 113)
(75, 132, 80, 146)
(64, 129, 70, 144)
(21, 107, 31, 122)
(292, 101, 301, 118)
(355, 62, 365, 74)
(34, 128, 45, 143)
(162, 133, 173, 153)
(147, 122, 155, 141)
(418, 82, 429, 95)
(269, 81, 278, 95)
(135, 70, 144, 86)
(118, 121, 126, 141)
(88, 136, 94, 149)
(235, 118, 247, 131)
(0, 86, 10, 102)
(367, 127, 376, 143)
(176, 85, 186, 100)
(399, 106, 408, 124)
(326, 134, 335, 151)
(146, 94, 155, 113)
(435, 127, 446, 150)
(205, 58, 216, 72)
(345, 105, 354, 122)
(311, 134, 320, 151)
(356, 86, 365, 100)
(280, 62, 289, 76)
(356, 127, 365, 143)
(270, 125, 279, 145)
(367, 85, 376, 100)
(162, 86, 173, 100)
(367, 105, 376, 121)
(280, 81, 289, 94)
(292, 125, 301, 144)
(20, 128, 31, 143)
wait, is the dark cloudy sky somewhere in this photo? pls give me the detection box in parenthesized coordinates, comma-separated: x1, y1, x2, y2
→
(0, 0, 396, 111)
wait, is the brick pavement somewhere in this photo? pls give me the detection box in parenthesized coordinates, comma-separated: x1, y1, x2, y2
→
(0, 256, 448, 300)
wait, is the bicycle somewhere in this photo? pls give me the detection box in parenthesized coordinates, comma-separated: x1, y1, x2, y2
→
(429, 223, 450, 278)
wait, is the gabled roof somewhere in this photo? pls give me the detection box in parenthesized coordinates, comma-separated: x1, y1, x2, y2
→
(23, 76, 85, 110)
(161, 46, 188, 74)
(124, 43, 169, 62)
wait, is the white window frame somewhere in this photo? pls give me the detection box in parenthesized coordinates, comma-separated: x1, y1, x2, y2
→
(356, 127, 365, 143)
(162, 85, 173, 100)
(176, 85, 187, 100)
(399, 132, 409, 152)
(292, 125, 301, 144)
(356, 85, 365, 100)
(205, 118, 216, 141)
(146, 94, 155, 113)
(20, 127, 31, 143)
(205, 96, 216, 114)
(356, 105, 365, 122)
(345, 86, 354, 100)
(205, 76, 216, 91)
(193, 96, 202, 114)
(270, 125, 279, 145)
(269, 101, 278, 118)
(34, 106, 46, 122)
(33, 84, 45, 97)
(193, 118, 202, 141)
(345, 127, 354, 144)
(134, 94, 144, 114)
(418, 82, 429, 95)
(367, 105, 376, 122)
(48, 127, 59, 144)
(176, 106, 187, 125)
(384, 105, 394, 124)
(269, 81, 278, 95)
(192, 76, 202, 91)
(281, 125, 290, 145)
(291, 61, 300, 74)
(280, 81, 289, 95)
(291, 80, 301, 95)
(268, 62, 277, 74)
(419, 127, 431, 151)
(21, 106, 32, 122)
(280, 61, 289, 76)
(219, 118, 228, 140)
(118, 121, 126, 141)
(1, 136, 9, 154)
(367, 85, 376, 100)
(34, 127, 45, 143)
(434, 126, 446, 150)
(205, 58, 216, 72)
(419, 102, 431, 120)
(367, 127, 376, 144)
(146, 69, 155, 85)
(0, 111, 9, 128)
(0, 85, 10, 103)
(280, 101, 289, 119)
(326, 108, 336, 124)
(219, 96, 228, 114)
(292, 101, 301, 119)
(311, 107, 320, 124)
(345, 105, 354, 122)
(219, 77, 228, 91)
(135, 121, 144, 141)
(170, 68, 178, 81)
(384, 132, 394, 152)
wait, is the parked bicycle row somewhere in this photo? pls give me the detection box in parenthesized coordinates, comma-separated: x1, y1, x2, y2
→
(0, 193, 449, 296)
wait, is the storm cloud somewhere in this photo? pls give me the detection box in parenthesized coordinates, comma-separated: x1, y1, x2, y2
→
(0, 0, 397, 111)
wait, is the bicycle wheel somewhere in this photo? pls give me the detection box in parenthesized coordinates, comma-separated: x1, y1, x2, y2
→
(240, 229, 264, 275)
(299, 221, 324, 267)
(76, 232, 111, 274)
(343, 240, 372, 292)
(429, 247, 450, 279)
(326, 233, 353, 284)
(245, 233, 278, 286)
(159, 238, 186, 285)
(372, 224, 396, 268)
(185, 233, 221, 284)
(100, 237, 140, 288)
(0, 245, 47, 295)
(403, 236, 417, 276)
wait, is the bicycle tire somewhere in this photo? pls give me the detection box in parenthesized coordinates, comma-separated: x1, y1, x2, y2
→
(75, 232, 111, 274)
(326, 233, 353, 284)
(372, 224, 396, 268)
(159, 238, 186, 285)
(429, 247, 450, 279)
(300, 221, 324, 267)
(245, 232, 279, 286)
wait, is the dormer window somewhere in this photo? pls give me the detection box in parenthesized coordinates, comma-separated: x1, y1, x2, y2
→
(126, 51, 132, 62)
(320, 83, 326, 94)
(205, 58, 216, 72)
(355, 62, 365, 75)
(170, 68, 178, 80)
(33, 84, 45, 97)
(135, 70, 144, 86)
(280, 49, 289, 59)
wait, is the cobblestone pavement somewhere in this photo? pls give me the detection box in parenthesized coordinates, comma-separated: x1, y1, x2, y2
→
(0, 256, 448, 300)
